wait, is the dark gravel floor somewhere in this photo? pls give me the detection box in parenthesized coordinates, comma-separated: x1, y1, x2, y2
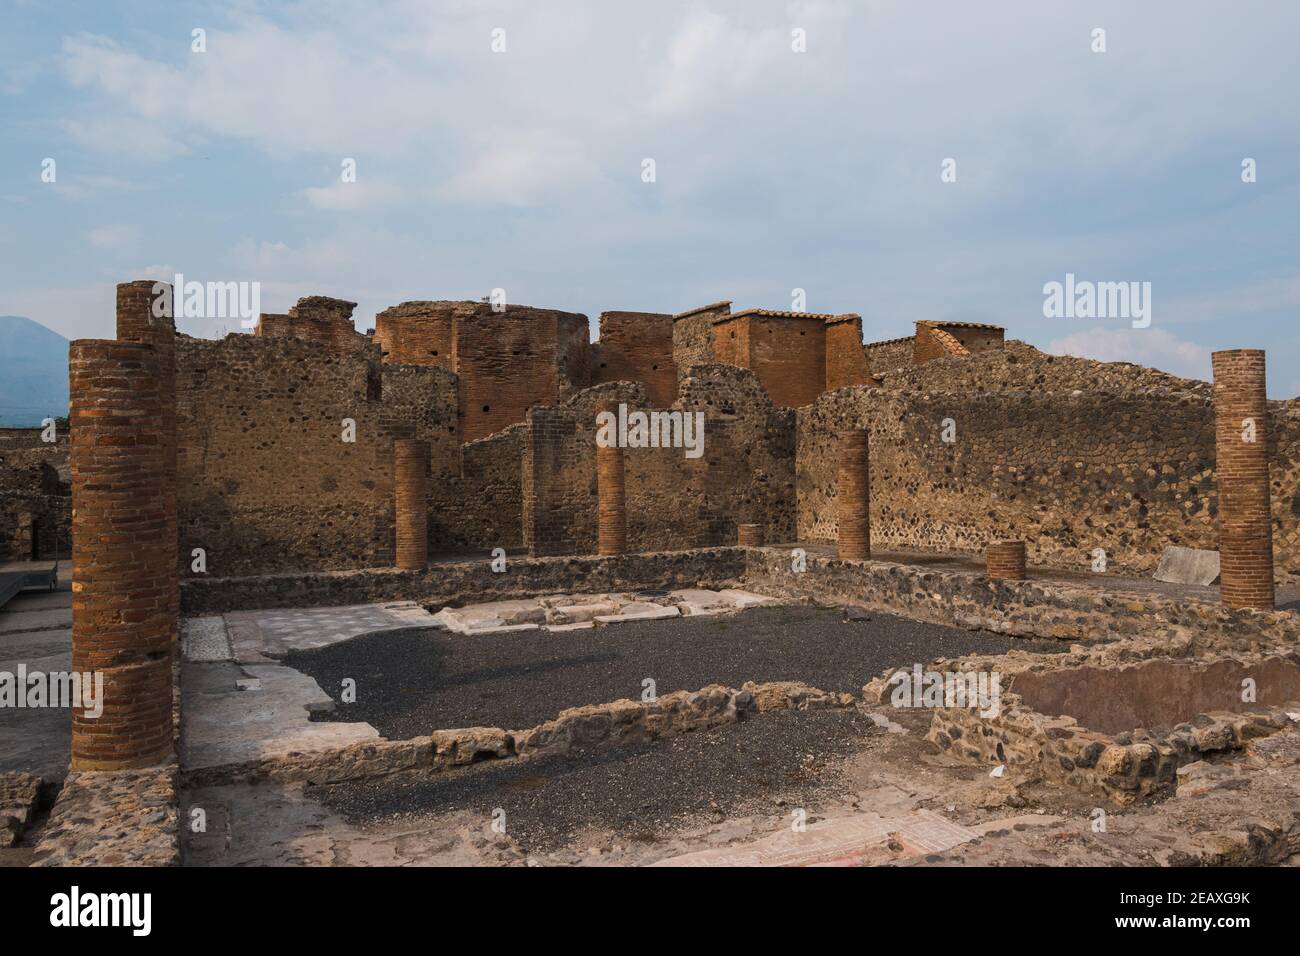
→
(314, 707, 879, 854)
(284, 604, 1048, 737)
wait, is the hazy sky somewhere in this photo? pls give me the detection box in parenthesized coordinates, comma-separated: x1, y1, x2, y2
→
(3, 1, 1298, 394)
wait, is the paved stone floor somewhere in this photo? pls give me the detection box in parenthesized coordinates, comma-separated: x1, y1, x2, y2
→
(180, 602, 440, 772)
(0, 583, 72, 781)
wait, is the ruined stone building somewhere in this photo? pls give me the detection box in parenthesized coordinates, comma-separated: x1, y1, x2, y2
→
(11, 281, 1300, 593)
(0, 428, 70, 562)
(15, 279, 1298, 869)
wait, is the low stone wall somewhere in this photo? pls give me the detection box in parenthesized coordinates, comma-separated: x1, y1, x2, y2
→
(183, 680, 853, 787)
(181, 548, 751, 615)
(744, 548, 1300, 654)
(30, 766, 179, 866)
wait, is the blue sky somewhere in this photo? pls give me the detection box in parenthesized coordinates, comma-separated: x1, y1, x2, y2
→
(3, 0, 1299, 395)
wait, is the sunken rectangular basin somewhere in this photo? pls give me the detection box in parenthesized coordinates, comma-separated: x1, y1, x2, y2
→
(1009, 657, 1300, 736)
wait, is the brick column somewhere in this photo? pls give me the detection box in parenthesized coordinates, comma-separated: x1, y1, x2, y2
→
(393, 439, 429, 570)
(597, 404, 627, 556)
(1212, 350, 1274, 610)
(837, 430, 870, 560)
(69, 341, 174, 769)
(737, 523, 765, 547)
(987, 540, 1026, 580)
(116, 281, 178, 633)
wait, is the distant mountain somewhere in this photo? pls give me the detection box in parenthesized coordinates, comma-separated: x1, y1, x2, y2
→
(0, 316, 69, 426)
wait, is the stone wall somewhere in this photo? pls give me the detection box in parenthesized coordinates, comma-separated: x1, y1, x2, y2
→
(863, 336, 914, 374)
(181, 547, 751, 614)
(797, 386, 1229, 576)
(174, 335, 458, 575)
(0, 428, 69, 561)
(521, 368, 796, 556)
(672, 301, 729, 376)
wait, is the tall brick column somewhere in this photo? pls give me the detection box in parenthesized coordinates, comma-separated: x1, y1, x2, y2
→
(1212, 350, 1274, 610)
(69, 341, 174, 769)
(597, 404, 627, 556)
(987, 540, 1027, 580)
(115, 281, 178, 632)
(393, 439, 429, 570)
(837, 430, 870, 560)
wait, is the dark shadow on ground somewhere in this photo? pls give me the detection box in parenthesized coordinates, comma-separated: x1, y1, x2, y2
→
(284, 605, 1055, 737)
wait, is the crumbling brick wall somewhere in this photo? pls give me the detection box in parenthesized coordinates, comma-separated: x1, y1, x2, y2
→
(913, 321, 1004, 365)
(255, 296, 364, 354)
(593, 311, 676, 407)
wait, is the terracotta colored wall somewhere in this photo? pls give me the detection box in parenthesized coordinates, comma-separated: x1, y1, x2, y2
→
(825, 317, 876, 391)
(455, 310, 582, 442)
(747, 315, 826, 408)
(594, 311, 676, 407)
(374, 301, 456, 369)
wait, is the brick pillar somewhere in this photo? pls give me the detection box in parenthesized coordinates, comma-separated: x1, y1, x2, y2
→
(837, 430, 870, 560)
(737, 523, 764, 547)
(69, 341, 174, 769)
(116, 281, 178, 635)
(1212, 350, 1274, 610)
(986, 540, 1026, 580)
(393, 439, 429, 570)
(597, 404, 627, 556)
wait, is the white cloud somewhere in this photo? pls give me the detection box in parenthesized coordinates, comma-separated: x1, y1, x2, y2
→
(438, 130, 602, 206)
(302, 180, 403, 211)
(85, 224, 141, 249)
(1048, 326, 1212, 381)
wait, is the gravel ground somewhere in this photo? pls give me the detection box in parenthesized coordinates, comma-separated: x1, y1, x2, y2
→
(313, 707, 880, 854)
(283, 604, 1047, 737)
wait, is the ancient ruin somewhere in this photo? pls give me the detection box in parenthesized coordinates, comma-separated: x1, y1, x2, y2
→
(4, 278, 1300, 871)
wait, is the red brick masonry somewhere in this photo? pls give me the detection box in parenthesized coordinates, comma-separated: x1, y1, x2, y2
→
(69, 340, 175, 770)
(837, 430, 870, 560)
(393, 439, 430, 570)
(1212, 349, 1274, 610)
(597, 404, 627, 556)
(986, 540, 1027, 580)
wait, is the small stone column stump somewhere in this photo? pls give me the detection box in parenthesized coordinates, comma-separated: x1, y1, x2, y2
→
(986, 540, 1027, 580)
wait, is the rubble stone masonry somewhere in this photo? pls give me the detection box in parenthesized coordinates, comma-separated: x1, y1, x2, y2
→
(69, 341, 174, 770)
(1213, 350, 1274, 609)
